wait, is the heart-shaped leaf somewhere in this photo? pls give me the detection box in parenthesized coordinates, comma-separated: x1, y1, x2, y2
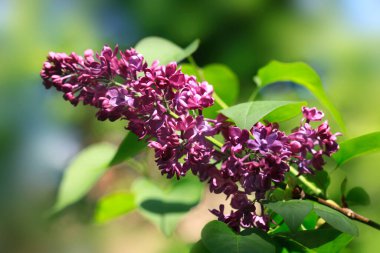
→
(181, 63, 199, 78)
(202, 64, 239, 118)
(266, 200, 313, 232)
(220, 101, 306, 129)
(110, 132, 146, 166)
(346, 187, 371, 206)
(333, 132, 380, 166)
(51, 143, 116, 214)
(201, 221, 276, 253)
(132, 176, 203, 236)
(254, 61, 345, 131)
(313, 202, 358, 236)
(94, 192, 136, 224)
(135, 37, 199, 65)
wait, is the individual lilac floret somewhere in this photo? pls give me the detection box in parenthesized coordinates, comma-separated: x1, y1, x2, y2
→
(221, 127, 250, 154)
(175, 79, 214, 112)
(247, 122, 289, 155)
(302, 106, 324, 122)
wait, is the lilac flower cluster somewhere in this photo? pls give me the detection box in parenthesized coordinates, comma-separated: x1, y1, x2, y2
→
(41, 46, 340, 232)
(210, 108, 340, 231)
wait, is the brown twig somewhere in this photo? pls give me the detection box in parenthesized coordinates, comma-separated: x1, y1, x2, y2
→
(305, 194, 380, 231)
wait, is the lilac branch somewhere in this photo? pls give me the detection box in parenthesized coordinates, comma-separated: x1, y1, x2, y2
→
(40, 45, 341, 232)
(304, 194, 380, 231)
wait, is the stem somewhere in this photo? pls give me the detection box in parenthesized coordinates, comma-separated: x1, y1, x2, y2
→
(126, 158, 149, 177)
(213, 92, 229, 110)
(187, 56, 228, 109)
(248, 76, 262, 101)
(113, 81, 124, 87)
(289, 167, 380, 230)
(248, 87, 260, 101)
(205, 136, 223, 149)
(168, 109, 180, 119)
(187, 56, 201, 76)
(289, 166, 323, 196)
(305, 194, 380, 231)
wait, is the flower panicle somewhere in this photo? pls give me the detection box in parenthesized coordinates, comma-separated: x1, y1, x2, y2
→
(40, 45, 340, 232)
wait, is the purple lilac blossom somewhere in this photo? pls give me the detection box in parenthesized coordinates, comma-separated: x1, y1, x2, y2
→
(41, 45, 340, 232)
(302, 106, 324, 122)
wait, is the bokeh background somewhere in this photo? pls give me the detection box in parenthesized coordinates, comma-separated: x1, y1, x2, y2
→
(1, 0, 380, 252)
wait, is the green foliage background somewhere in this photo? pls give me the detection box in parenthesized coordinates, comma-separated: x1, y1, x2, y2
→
(1, 0, 380, 252)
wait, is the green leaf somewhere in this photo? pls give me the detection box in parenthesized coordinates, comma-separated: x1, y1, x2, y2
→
(51, 143, 116, 214)
(346, 187, 371, 206)
(266, 200, 313, 232)
(333, 132, 380, 166)
(132, 176, 203, 236)
(263, 101, 307, 123)
(181, 63, 200, 78)
(254, 61, 345, 131)
(313, 202, 359, 236)
(220, 101, 306, 129)
(190, 241, 212, 253)
(109, 132, 146, 166)
(94, 192, 136, 224)
(201, 221, 276, 253)
(316, 232, 353, 253)
(202, 64, 239, 118)
(135, 37, 199, 65)
(182, 40, 200, 61)
(268, 188, 286, 202)
(282, 226, 354, 253)
(180, 63, 240, 118)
